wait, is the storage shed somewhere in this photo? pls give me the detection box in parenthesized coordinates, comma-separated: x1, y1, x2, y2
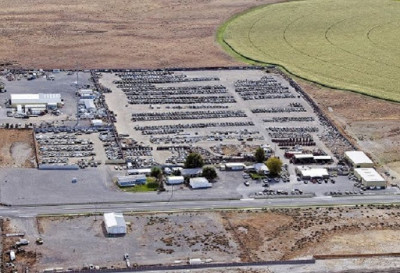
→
(116, 175, 146, 187)
(344, 151, 374, 168)
(253, 163, 269, 175)
(189, 177, 212, 189)
(181, 168, 202, 177)
(224, 163, 246, 171)
(127, 168, 152, 176)
(104, 212, 126, 235)
(166, 176, 184, 185)
(354, 168, 386, 188)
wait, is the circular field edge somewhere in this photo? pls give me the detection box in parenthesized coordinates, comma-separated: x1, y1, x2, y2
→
(216, 2, 400, 103)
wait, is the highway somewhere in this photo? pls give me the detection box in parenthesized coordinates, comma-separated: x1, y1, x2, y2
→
(1, 195, 399, 218)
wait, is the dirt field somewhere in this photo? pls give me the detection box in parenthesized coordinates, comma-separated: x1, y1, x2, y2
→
(4, 206, 400, 271)
(0, 129, 36, 168)
(0, 0, 284, 69)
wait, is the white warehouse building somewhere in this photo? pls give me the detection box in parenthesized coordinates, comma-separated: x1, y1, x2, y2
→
(11, 93, 62, 108)
(354, 168, 386, 188)
(103, 212, 126, 235)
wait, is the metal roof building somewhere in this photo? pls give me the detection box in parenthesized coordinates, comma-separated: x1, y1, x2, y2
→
(116, 175, 146, 187)
(11, 93, 61, 107)
(103, 212, 126, 235)
(166, 176, 184, 185)
(354, 168, 386, 188)
(189, 177, 212, 189)
(344, 151, 374, 168)
(296, 166, 329, 180)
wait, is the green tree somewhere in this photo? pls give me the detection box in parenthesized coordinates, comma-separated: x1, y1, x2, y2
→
(184, 152, 204, 168)
(151, 167, 165, 191)
(266, 157, 283, 176)
(254, 147, 266, 163)
(151, 167, 162, 178)
(202, 166, 217, 181)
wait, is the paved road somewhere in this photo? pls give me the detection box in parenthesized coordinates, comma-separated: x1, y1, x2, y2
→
(1, 195, 399, 218)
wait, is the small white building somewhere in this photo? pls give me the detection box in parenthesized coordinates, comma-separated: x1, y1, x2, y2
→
(354, 168, 386, 188)
(190, 177, 212, 189)
(80, 99, 96, 111)
(127, 168, 152, 176)
(253, 163, 269, 175)
(166, 176, 184, 185)
(103, 212, 126, 235)
(116, 175, 146, 187)
(224, 163, 246, 171)
(91, 119, 103, 127)
(181, 168, 202, 177)
(296, 166, 329, 180)
(344, 151, 374, 168)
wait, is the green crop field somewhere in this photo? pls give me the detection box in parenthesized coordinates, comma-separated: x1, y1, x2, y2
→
(219, 0, 400, 102)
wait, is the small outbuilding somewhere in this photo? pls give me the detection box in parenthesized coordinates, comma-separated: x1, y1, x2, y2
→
(127, 168, 152, 176)
(181, 168, 202, 177)
(116, 175, 146, 187)
(166, 176, 184, 185)
(104, 212, 126, 235)
(190, 177, 212, 189)
(354, 168, 386, 188)
(296, 166, 329, 180)
(253, 163, 269, 175)
(344, 151, 374, 168)
(224, 163, 246, 171)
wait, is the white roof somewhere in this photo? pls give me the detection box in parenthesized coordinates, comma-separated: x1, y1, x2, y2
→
(345, 151, 373, 165)
(225, 163, 245, 167)
(11, 93, 61, 105)
(91, 119, 103, 125)
(298, 167, 329, 178)
(79, 89, 94, 94)
(127, 168, 151, 174)
(24, 104, 47, 108)
(103, 212, 126, 229)
(294, 154, 314, 159)
(117, 175, 146, 183)
(254, 163, 269, 171)
(355, 168, 385, 182)
(167, 176, 184, 184)
(314, 155, 332, 160)
(190, 177, 212, 189)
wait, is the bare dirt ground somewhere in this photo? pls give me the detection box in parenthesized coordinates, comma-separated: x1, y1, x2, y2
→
(0, 0, 285, 69)
(4, 206, 400, 271)
(0, 129, 36, 168)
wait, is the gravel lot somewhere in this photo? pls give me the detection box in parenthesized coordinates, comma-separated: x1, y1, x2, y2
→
(5, 206, 400, 272)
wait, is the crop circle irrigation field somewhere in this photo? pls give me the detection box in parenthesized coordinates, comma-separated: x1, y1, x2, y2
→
(219, 0, 400, 102)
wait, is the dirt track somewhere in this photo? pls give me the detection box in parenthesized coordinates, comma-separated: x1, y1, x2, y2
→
(0, 129, 36, 168)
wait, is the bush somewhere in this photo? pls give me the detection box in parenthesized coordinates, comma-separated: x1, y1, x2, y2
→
(266, 157, 283, 176)
(202, 166, 217, 181)
(184, 152, 204, 168)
